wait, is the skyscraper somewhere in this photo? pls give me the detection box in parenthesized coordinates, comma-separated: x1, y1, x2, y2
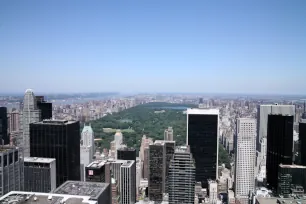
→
(148, 141, 166, 202)
(81, 124, 95, 157)
(20, 89, 41, 157)
(299, 119, 306, 166)
(0, 146, 23, 196)
(120, 160, 136, 204)
(234, 118, 256, 199)
(24, 157, 56, 192)
(266, 114, 294, 190)
(117, 147, 136, 161)
(0, 107, 9, 145)
(187, 108, 219, 188)
(164, 127, 174, 141)
(36, 96, 52, 120)
(168, 146, 195, 204)
(257, 105, 295, 159)
(155, 140, 175, 193)
(8, 110, 20, 132)
(30, 120, 81, 186)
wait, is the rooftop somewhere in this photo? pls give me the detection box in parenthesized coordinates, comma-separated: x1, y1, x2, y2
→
(82, 125, 93, 134)
(86, 161, 106, 169)
(187, 108, 219, 115)
(24, 157, 56, 164)
(279, 164, 306, 169)
(34, 120, 77, 125)
(0, 191, 97, 204)
(53, 181, 109, 200)
(118, 146, 136, 151)
(121, 160, 135, 168)
(0, 145, 18, 153)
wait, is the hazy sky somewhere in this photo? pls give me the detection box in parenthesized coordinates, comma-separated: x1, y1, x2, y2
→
(0, 0, 306, 94)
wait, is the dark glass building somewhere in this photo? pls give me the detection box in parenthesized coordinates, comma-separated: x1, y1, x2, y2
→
(30, 120, 80, 186)
(117, 146, 136, 161)
(266, 114, 293, 191)
(36, 96, 52, 120)
(85, 161, 111, 183)
(299, 119, 306, 166)
(187, 109, 219, 188)
(0, 107, 9, 145)
(278, 164, 306, 197)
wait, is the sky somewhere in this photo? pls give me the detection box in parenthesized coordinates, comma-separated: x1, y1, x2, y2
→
(0, 0, 306, 94)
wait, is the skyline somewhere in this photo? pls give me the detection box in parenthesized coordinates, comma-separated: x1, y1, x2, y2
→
(1, 0, 306, 94)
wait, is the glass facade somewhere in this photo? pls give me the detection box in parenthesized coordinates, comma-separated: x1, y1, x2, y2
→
(30, 120, 80, 187)
(188, 114, 218, 188)
(266, 115, 293, 190)
(0, 107, 9, 145)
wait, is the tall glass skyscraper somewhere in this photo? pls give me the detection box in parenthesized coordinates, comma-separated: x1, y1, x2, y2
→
(0, 107, 9, 145)
(187, 108, 219, 188)
(30, 120, 81, 187)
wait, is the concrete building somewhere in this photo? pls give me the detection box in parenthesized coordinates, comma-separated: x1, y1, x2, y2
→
(20, 89, 41, 157)
(234, 118, 256, 201)
(80, 145, 93, 181)
(120, 160, 136, 204)
(164, 127, 174, 141)
(24, 157, 56, 193)
(81, 124, 95, 158)
(111, 178, 119, 204)
(208, 180, 218, 204)
(187, 108, 219, 188)
(257, 105, 295, 161)
(148, 141, 166, 202)
(8, 110, 20, 133)
(53, 181, 111, 204)
(168, 146, 195, 204)
(0, 146, 23, 196)
(0, 191, 98, 204)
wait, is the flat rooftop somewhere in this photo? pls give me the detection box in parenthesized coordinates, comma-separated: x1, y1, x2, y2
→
(0, 145, 18, 153)
(121, 160, 134, 168)
(53, 181, 109, 200)
(24, 157, 56, 164)
(280, 164, 306, 169)
(34, 120, 77, 125)
(0, 191, 97, 204)
(86, 161, 106, 169)
(187, 108, 219, 115)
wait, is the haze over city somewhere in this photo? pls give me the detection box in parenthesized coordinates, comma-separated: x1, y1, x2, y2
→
(1, 0, 306, 94)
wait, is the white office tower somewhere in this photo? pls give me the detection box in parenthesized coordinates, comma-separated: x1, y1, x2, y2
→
(208, 180, 218, 204)
(120, 160, 136, 204)
(168, 146, 195, 204)
(164, 127, 174, 141)
(114, 130, 123, 159)
(81, 124, 95, 158)
(20, 89, 41, 157)
(80, 146, 93, 181)
(257, 104, 294, 160)
(234, 118, 256, 204)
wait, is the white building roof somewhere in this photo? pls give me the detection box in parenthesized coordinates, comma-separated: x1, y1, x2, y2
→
(24, 157, 56, 164)
(187, 108, 219, 115)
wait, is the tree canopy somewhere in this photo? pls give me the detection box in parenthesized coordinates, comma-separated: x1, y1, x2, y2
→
(90, 102, 231, 167)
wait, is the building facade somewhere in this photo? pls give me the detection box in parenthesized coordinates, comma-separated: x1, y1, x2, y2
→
(24, 157, 56, 192)
(299, 119, 306, 166)
(164, 127, 174, 141)
(234, 118, 256, 199)
(148, 141, 166, 202)
(20, 89, 41, 157)
(36, 96, 52, 120)
(168, 146, 195, 204)
(266, 114, 294, 190)
(120, 160, 136, 204)
(187, 108, 219, 188)
(0, 107, 9, 145)
(0, 146, 23, 196)
(30, 120, 81, 187)
(81, 124, 95, 158)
